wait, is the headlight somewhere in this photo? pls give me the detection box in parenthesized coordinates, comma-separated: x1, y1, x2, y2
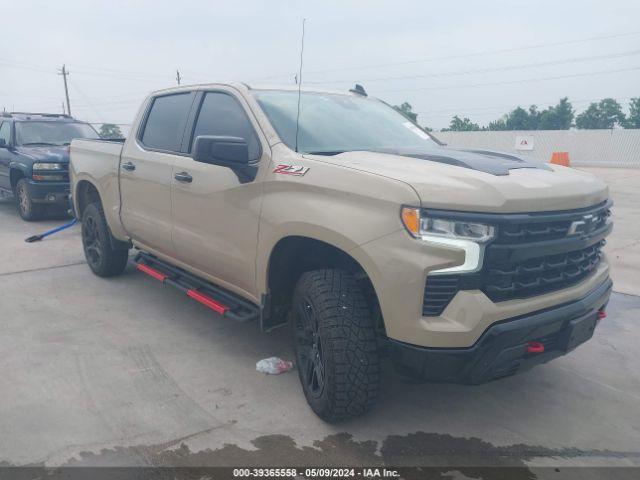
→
(401, 207, 495, 274)
(33, 162, 63, 170)
(401, 207, 495, 242)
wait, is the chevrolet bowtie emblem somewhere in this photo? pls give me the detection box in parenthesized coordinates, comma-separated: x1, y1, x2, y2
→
(567, 214, 596, 236)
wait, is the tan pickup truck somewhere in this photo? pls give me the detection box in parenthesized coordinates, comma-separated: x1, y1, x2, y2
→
(70, 83, 612, 421)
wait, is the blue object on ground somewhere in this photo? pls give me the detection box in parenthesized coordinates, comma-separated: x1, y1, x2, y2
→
(25, 218, 78, 243)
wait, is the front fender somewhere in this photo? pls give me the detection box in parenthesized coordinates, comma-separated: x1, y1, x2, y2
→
(9, 161, 31, 188)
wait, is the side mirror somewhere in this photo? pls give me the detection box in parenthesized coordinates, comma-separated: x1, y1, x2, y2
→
(192, 135, 249, 167)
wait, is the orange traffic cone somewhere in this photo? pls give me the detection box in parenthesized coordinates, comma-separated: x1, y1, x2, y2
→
(550, 152, 570, 167)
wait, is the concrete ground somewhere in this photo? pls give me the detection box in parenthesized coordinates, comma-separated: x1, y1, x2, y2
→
(0, 168, 639, 475)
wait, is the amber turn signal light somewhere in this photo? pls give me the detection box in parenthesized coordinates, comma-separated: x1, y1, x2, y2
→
(401, 207, 421, 237)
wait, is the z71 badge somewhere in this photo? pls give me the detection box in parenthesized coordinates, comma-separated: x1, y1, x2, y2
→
(273, 164, 310, 176)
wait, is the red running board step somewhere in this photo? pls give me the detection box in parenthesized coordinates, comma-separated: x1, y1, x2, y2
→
(186, 289, 229, 315)
(136, 263, 229, 315)
(137, 263, 167, 281)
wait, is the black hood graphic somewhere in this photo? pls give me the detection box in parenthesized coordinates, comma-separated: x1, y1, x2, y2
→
(401, 147, 549, 176)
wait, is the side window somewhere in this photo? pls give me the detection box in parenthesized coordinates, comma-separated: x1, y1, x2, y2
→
(191, 92, 261, 161)
(140, 93, 193, 152)
(0, 122, 11, 145)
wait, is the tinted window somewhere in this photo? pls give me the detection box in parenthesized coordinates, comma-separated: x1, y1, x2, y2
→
(253, 90, 438, 154)
(15, 122, 98, 146)
(141, 93, 192, 152)
(192, 92, 261, 161)
(0, 122, 10, 144)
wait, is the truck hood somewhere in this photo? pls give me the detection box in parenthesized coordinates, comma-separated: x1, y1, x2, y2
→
(14, 145, 70, 163)
(304, 148, 609, 213)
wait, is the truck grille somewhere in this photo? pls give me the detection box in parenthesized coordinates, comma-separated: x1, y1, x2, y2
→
(483, 241, 604, 302)
(422, 201, 611, 316)
(496, 208, 610, 244)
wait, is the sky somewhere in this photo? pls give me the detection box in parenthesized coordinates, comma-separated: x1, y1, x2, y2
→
(1, 0, 639, 131)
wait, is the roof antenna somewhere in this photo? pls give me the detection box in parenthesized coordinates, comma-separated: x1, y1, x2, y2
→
(294, 18, 306, 153)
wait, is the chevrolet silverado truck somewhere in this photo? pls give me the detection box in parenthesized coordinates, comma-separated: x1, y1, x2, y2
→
(70, 83, 612, 422)
(0, 112, 99, 220)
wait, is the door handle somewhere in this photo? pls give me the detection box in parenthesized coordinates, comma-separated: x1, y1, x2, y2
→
(121, 161, 136, 172)
(174, 171, 193, 183)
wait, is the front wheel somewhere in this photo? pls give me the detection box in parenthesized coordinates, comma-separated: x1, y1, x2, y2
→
(82, 202, 129, 277)
(292, 269, 380, 422)
(15, 179, 44, 221)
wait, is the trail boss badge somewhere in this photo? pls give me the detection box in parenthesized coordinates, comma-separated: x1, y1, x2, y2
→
(273, 164, 310, 176)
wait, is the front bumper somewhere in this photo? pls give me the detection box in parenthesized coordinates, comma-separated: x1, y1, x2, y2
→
(388, 277, 612, 384)
(26, 180, 70, 204)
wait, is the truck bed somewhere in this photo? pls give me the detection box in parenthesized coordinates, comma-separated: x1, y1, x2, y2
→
(69, 138, 125, 229)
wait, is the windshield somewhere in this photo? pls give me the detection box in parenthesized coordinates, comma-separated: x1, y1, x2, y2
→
(253, 90, 438, 155)
(15, 121, 99, 146)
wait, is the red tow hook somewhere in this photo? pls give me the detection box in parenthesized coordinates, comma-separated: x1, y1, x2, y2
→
(598, 310, 607, 320)
(527, 341, 545, 354)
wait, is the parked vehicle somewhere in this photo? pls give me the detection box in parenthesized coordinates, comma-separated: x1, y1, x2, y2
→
(70, 84, 612, 421)
(0, 112, 99, 220)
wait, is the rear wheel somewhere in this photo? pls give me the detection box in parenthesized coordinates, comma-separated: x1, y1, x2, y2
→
(15, 179, 44, 221)
(292, 269, 380, 422)
(82, 202, 129, 277)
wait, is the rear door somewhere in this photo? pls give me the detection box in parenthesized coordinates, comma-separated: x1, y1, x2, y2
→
(119, 91, 195, 256)
(0, 122, 12, 190)
(170, 89, 267, 298)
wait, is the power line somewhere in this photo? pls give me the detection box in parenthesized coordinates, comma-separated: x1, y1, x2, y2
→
(0, 58, 55, 74)
(376, 66, 640, 94)
(2, 29, 640, 85)
(306, 49, 640, 85)
(255, 29, 640, 80)
(68, 79, 105, 123)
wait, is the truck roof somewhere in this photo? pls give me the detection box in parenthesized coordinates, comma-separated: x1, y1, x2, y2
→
(1, 112, 78, 122)
(148, 82, 361, 97)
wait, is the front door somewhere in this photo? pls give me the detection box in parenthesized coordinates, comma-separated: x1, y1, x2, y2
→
(171, 90, 267, 299)
(119, 91, 195, 257)
(0, 122, 13, 191)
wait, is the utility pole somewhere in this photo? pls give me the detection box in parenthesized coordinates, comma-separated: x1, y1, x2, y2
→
(176, 69, 182, 85)
(58, 65, 71, 116)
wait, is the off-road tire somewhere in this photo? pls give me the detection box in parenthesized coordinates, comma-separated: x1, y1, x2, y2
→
(15, 179, 44, 221)
(82, 202, 129, 277)
(292, 269, 380, 422)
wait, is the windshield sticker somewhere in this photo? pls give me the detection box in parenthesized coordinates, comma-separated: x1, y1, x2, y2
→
(273, 164, 310, 176)
(403, 121, 430, 140)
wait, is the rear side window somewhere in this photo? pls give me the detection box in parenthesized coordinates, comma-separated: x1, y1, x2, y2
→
(191, 92, 261, 161)
(0, 122, 10, 145)
(140, 93, 193, 152)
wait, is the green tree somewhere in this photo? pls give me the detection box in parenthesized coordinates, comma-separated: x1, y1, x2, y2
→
(445, 115, 480, 131)
(626, 98, 640, 128)
(488, 117, 508, 130)
(393, 102, 418, 122)
(502, 106, 540, 130)
(576, 98, 626, 129)
(99, 123, 123, 139)
(538, 97, 574, 130)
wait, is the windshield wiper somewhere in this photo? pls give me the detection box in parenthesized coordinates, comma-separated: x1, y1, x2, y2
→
(305, 150, 346, 156)
(20, 142, 60, 146)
